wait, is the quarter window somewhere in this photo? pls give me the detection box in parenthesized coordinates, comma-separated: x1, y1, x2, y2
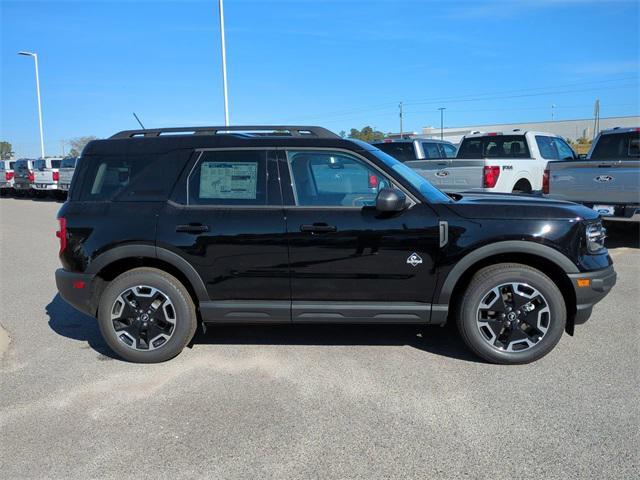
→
(287, 150, 391, 207)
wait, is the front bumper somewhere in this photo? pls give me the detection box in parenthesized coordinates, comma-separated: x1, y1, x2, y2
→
(55, 269, 97, 317)
(568, 265, 617, 325)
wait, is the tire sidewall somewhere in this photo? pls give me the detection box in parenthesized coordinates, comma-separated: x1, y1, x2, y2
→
(459, 266, 566, 364)
(98, 269, 196, 363)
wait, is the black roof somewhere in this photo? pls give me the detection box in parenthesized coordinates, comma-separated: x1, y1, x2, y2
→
(84, 125, 371, 156)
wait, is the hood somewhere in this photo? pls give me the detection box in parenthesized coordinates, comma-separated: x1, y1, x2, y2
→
(446, 192, 599, 221)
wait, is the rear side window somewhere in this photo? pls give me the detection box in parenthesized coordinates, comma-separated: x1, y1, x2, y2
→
(187, 150, 270, 206)
(591, 132, 640, 159)
(374, 142, 416, 162)
(458, 136, 530, 158)
(77, 151, 190, 202)
(422, 142, 442, 159)
(536, 136, 558, 160)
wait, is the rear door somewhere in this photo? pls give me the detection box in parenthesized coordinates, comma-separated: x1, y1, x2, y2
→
(279, 148, 440, 323)
(156, 148, 290, 322)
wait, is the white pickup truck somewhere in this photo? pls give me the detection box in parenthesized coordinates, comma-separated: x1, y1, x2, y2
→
(32, 157, 62, 195)
(406, 130, 577, 194)
(545, 127, 639, 222)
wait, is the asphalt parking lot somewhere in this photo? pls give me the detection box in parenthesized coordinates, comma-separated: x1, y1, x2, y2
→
(1, 196, 638, 480)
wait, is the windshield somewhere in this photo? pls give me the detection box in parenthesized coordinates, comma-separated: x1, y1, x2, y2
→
(457, 135, 530, 159)
(368, 147, 452, 203)
(34, 160, 46, 170)
(61, 157, 77, 168)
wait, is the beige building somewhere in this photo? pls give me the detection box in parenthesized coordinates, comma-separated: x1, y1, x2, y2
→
(420, 115, 639, 144)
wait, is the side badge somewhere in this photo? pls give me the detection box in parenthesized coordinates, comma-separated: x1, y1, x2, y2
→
(407, 252, 423, 267)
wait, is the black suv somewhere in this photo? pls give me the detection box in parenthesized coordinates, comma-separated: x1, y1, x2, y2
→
(55, 126, 616, 364)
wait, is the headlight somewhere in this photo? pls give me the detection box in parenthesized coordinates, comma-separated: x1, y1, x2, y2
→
(585, 222, 607, 253)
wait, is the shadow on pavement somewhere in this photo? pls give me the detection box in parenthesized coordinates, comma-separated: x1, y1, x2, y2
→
(46, 293, 480, 363)
(46, 294, 117, 359)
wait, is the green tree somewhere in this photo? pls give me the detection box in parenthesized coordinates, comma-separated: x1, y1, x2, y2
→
(347, 126, 385, 143)
(338, 130, 346, 139)
(67, 136, 98, 157)
(0, 141, 14, 160)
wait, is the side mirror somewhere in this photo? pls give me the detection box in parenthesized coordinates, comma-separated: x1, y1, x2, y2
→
(376, 188, 407, 212)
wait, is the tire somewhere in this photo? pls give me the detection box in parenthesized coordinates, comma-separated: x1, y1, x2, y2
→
(97, 267, 197, 363)
(456, 263, 566, 364)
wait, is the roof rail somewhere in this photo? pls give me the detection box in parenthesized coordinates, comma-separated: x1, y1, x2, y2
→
(110, 125, 340, 139)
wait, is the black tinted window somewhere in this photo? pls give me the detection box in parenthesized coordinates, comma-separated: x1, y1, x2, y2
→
(591, 132, 640, 159)
(77, 151, 190, 201)
(15, 161, 30, 171)
(188, 150, 270, 206)
(61, 157, 77, 168)
(51, 160, 61, 168)
(34, 160, 46, 170)
(458, 136, 530, 158)
(374, 142, 416, 162)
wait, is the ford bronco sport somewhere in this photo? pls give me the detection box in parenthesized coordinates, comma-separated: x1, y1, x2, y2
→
(55, 126, 616, 364)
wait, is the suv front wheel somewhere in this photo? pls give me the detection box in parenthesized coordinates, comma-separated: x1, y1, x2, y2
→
(457, 263, 566, 364)
(97, 267, 197, 363)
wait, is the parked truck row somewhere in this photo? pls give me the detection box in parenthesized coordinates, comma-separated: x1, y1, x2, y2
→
(0, 156, 78, 198)
(377, 127, 639, 223)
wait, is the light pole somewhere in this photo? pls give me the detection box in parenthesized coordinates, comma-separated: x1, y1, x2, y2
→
(438, 107, 446, 140)
(18, 51, 45, 158)
(217, 0, 230, 126)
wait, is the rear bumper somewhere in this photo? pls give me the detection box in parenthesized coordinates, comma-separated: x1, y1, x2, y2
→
(32, 183, 58, 190)
(55, 269, 97, 317)
(568, 265, 617, 325)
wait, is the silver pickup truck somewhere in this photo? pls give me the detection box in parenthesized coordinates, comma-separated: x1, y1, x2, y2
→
(545, 127, 640, 222)
(405, 130, 577, 194)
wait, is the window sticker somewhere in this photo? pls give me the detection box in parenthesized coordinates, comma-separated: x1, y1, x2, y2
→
(199, 161, 258, 199)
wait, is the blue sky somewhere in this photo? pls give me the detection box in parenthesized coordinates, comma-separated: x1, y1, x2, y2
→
(1, 0, 638, 158)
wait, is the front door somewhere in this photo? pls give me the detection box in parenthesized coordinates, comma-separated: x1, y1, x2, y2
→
(157, 148, 290, 322)
(279, 149, 441, 323)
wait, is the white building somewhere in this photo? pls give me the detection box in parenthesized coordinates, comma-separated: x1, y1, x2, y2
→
(420, 115, 639, 144)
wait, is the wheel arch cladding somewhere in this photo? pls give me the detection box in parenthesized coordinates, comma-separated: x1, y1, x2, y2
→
(438, 241, 578, 334)
(89, 246, 209, 307)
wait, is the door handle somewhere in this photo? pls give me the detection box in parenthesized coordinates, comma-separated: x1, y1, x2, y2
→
(176, 223, 209, 233)
(300, 223, 337, 233)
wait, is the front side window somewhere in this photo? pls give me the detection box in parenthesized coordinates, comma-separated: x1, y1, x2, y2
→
(441, 143, 457, 158)
(287, 150, 391, 207)
(188, 150, 269, 206)
(554, 138, 576, 160)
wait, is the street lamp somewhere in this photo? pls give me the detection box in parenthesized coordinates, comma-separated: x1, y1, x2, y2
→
(18, 51, 45, 158)
(217, 0, 230, 126)
(438, 107, 446, 140)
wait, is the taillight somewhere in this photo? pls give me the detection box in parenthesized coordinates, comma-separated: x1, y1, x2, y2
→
(28, 171, 34, 183)
(56, 217, 67, 254)
(368, 172, 379, 189)
(483, 166, 501, 188)
(53, 171, 59, 181)
(5, 171, 13, 181)
(543, 169, 550, 194)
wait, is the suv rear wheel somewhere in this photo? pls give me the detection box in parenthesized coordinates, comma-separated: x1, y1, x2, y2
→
(456, 263, 566, 364)
(97, 267, 197, 363)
